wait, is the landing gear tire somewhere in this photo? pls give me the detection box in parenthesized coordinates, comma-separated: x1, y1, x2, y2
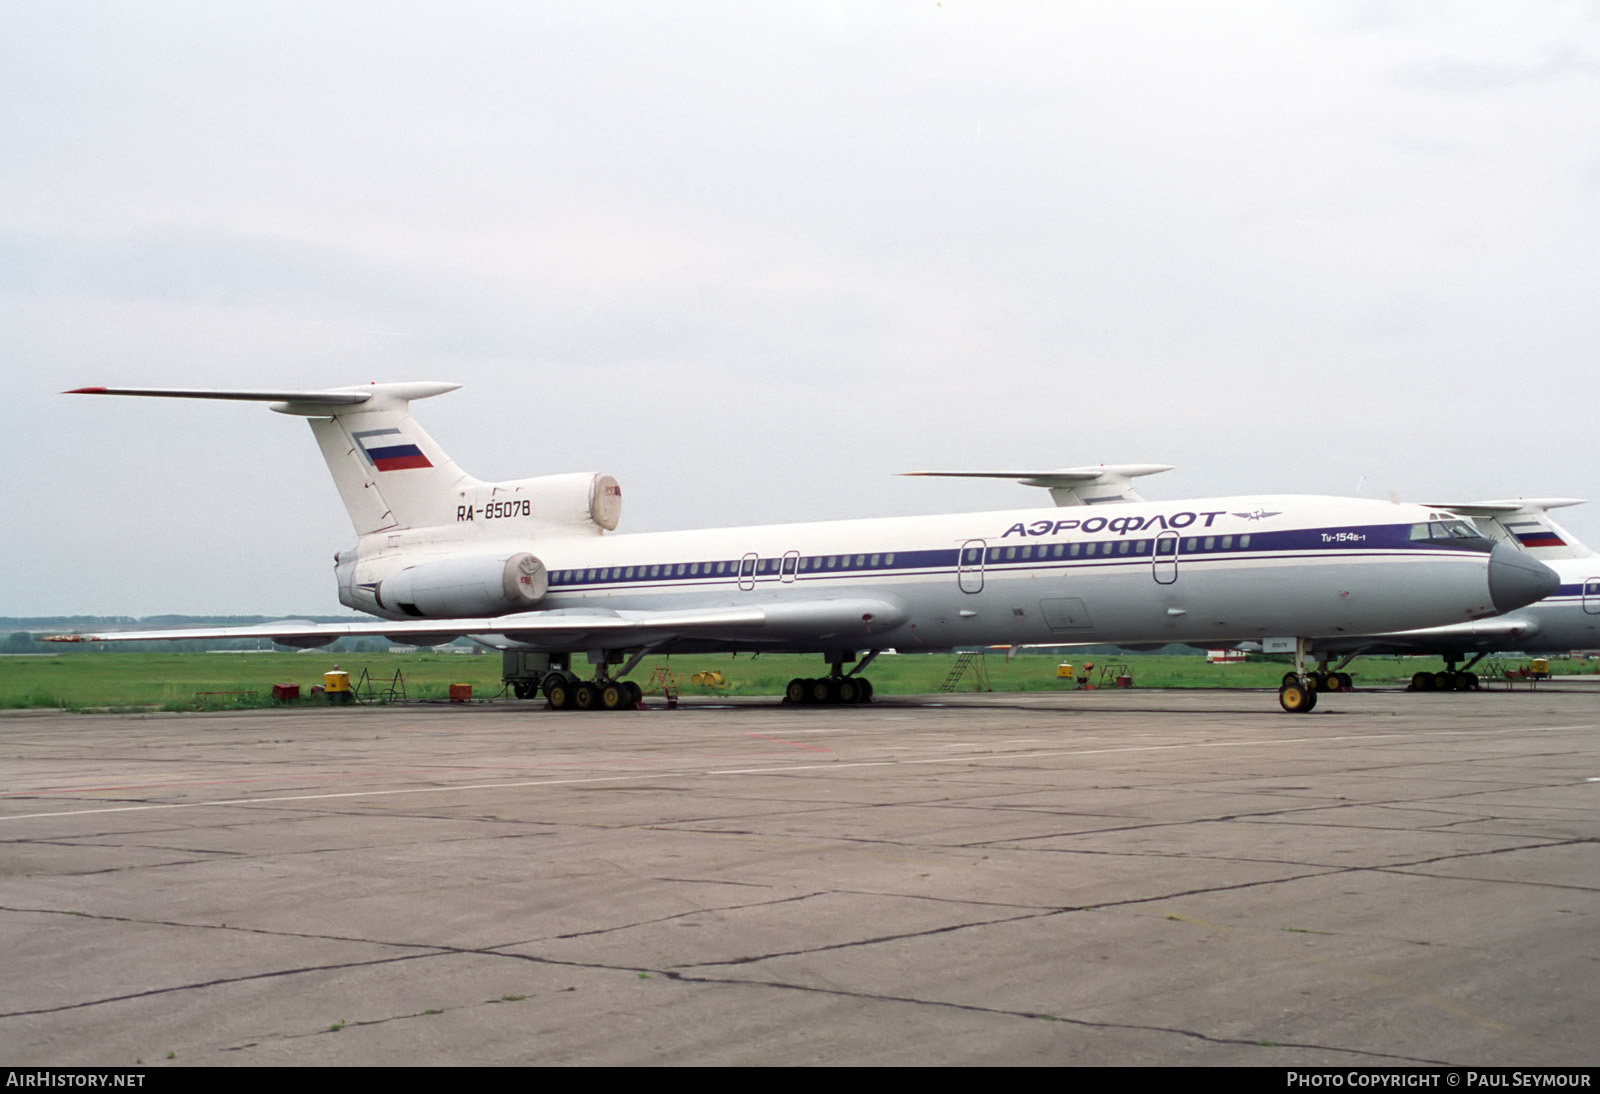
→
(599, 682, 630, 711)
(1410, 671, 1434, 692)
(1279, 681, 1318, 713)
(512, 681, 535, 700)
(625, 681, 644, 706)
(1461, 671, 1479, 691)
(1332, 672, 1353, 692)
(857, 678, 874, 702)
(786, 677, 810, 704)
(810, 678, 839, 704)
(836, 677, 862, 704)
(1282, 671, 1299, 687)
(573, 682, 601, 711)
(544, 673, 576, 710)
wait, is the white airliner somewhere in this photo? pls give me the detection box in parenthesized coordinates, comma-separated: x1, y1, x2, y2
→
(49, 382, 1558, 713)
(1293, 500, 1600, 691)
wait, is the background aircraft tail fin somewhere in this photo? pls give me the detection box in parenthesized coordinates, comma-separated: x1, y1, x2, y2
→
(1433, 498, 1593, 560)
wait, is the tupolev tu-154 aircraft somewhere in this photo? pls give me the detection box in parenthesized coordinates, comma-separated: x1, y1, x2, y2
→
(49, 382, 1558, 713)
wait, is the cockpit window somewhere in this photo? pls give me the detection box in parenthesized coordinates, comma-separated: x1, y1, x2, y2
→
(1410, 520, 1482, 542)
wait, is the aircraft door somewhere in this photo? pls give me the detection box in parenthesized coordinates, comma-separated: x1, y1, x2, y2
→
(738, 552, 758, 591)
(1585, 578, 1600, 615)
(1153, 532, 1179, 584)
(958, 539, 985, 594)
(780, 550, 800, 584)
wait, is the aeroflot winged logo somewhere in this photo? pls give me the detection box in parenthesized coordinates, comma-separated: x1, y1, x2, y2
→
(353, 428, 433, 472)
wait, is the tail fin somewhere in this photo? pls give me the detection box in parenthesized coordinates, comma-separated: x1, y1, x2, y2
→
(289, 383, 478, 534)
(1432, 498, 1593, 560)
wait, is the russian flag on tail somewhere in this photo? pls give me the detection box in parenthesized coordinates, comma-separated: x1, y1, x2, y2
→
(1507, 521, 1565, 549)
(353, 428, 433, 472)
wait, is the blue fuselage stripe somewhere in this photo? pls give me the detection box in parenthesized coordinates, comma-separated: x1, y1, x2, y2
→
(544, 523, 1487, 593)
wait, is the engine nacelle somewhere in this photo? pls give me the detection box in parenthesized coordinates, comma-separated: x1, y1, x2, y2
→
(508, 472, 621, 533)
(376, 553, 548, 619)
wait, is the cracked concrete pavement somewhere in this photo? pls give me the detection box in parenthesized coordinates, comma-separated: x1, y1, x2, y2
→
(1, 687, 1595, 1065)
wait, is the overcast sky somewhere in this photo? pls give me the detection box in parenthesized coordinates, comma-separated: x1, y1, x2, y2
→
(4, 1, 1598, 616)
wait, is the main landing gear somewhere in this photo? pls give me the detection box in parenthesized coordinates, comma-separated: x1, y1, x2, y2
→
(785, 650, 880, 706)
(543, 671, 645, 711)
(785, 675, 874, 704)
(539, 648, 652, 712)
(1408, 653, 1485, 692)
(1282, 667, 1354, 694)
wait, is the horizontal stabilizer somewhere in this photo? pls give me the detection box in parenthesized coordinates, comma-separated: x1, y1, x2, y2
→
(65, 382, 461, 416)
(901, 464, 1173, 507)
(1427, 497, 1585, 516)
(68, 386, 370, 405)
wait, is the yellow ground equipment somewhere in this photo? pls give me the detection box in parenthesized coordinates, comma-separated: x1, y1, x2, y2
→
(323, 669, 352, 703)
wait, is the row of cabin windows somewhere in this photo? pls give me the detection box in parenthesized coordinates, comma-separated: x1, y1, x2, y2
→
(550, 535, 1260, 587)
(552, 553, 900, 585)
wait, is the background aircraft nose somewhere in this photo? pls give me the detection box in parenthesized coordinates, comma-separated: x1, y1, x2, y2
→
(1488, 542, 1560, 613)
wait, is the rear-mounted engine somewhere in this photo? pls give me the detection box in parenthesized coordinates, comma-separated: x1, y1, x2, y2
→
(376, 552, 548, 618)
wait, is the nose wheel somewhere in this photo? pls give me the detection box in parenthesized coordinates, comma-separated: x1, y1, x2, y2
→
(1277, 638, 1325, 713)
(1278, 679, 1318, 713)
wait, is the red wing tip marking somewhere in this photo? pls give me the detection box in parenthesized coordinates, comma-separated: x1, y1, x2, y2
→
(64, 387, 108, 394)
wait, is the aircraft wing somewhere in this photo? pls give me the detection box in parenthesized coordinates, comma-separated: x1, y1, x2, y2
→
(1375, 616, 1540, 645)
(41, 599, 907, 650)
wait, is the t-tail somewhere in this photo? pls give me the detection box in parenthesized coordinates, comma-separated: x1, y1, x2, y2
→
(1429, 498, 1593, 561)
(67, 382, 624, 619)
(66, 382, 622, 537)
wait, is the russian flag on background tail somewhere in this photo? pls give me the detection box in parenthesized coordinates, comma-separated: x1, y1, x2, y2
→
(1507, 520, 1566, 549)
(353, 427, 433, 472)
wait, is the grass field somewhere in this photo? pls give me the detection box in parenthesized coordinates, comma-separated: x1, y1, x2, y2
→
(2, 649, 1592, 711)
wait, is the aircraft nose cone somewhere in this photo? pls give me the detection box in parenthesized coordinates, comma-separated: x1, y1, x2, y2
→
(1488, 542, 1560, 613)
